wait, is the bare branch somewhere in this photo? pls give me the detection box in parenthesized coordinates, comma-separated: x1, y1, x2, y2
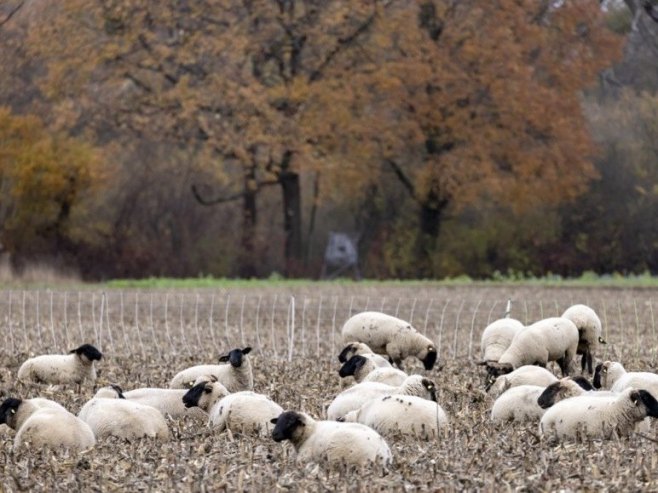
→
(386, 159, 417, 202)
(0, 1, 24, 29)
(191, 180, 279, 206)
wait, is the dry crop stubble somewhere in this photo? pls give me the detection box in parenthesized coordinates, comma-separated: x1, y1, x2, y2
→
(1, 285, 658, 490)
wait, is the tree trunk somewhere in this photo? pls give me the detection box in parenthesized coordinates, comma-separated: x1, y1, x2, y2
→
(239, 165, 258, 278)
(279, 150, 303, 277)
(416, 190, 447, 278)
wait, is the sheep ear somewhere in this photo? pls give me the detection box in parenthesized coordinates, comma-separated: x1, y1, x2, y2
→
(270, 418, 278, 424)
(203, 387, 212, 394)
(598, 337, 607, 344)
(242, 347, 252, 355)
(218, 355, 230, 363)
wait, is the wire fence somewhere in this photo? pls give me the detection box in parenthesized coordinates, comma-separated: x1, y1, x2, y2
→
(0, 289, 656, 364)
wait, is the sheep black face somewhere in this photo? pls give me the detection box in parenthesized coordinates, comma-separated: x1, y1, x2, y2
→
(571, 376, 594, 391)
(593, 363, 604, 389)
(421, 378, 438, 402)
(338, 344, 357, 364)
(631, 390, 658, 418)
(422, 347, 438, 371)
(485, 362, 513, 379)
(110, 384, 126, 399)
(271, 411, 305, 442)
(71, 344, 103, 362)
(182, 382, 211, 408)
(537, 382, 561, 409)
(0, 398, 21, 426)
(219, 347, 252, 368)
(339, 355, 367, 378)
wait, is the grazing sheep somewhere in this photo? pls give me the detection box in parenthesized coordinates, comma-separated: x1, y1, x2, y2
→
(169, 347, 253, 391)
(78, 385, 169, 440)
(593, 361, 658, 397)
(327, 375, 437, 421)
(486, 365, 558, 399)
(561, 304, 606, 374)
(537, 376, 611, 409)
(341, 312, 437, 370)
(485, 318, 579, 378)
(17, 344, 102, 385)
(0, 397, 95, 452)
(490, 385, 547, 423)
(341, 394, 448, 439)
(183, 381, 282, 435)
(338, 342, 392, 368)
(271, 411, 392, 468)
(539, 388, 658, 440)
(480, 317, 524, 363)
(338, 355, 408, 386)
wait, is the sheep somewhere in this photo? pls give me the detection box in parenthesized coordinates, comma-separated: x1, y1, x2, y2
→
(338, 355, 408, 386)
(78, 385, 169, 440)
(561, 304, 606, 374)
(169, 347, 253, 391)
(326, 374, 437, 421)
(340, 394, 448, 439)
(537, 376, 613, 409)
(486, 365, 558, 399)
(539, 388, 658, 441)
(490, 385, 547, 423)
(341, 311, 437, 370)
(17, 344, 102, 385)
(271, 411, 392, 468)
(338, 342, 392, 368)
(183, 380, 282, 435)
(0, 397, 95, 452)
(485, 317, 579, 378)
(480, 317, 524, 363)
(593, 361, 658, 397)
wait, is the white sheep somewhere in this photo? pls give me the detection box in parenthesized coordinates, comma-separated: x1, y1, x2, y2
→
(480, 317, 524, 363)
(183, 380, 282, 435)
(485, 317, 579, 378)
(326, 374, 437, 421)
(78, 385, 169, 440)
(0, 397, 95, 452)
(539, 388, 658, 440)
(486, 365, 558, 399)
(338, 342, 392, 368)
(593, 361, 658, 397)
(341, 394, 448, 439)
(490, 385, 547, 423)
(338, 355, 408, 386)
(169, 347, 253, 391)
(17, 344, 102, 385)
(341, 312, 437, 370)
(561, 304, 606, 374)
(271, 411, 392, 468)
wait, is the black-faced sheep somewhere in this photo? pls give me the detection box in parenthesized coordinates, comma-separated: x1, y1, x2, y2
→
(593, 361, 658, 397)
(271, 411, 392, 468)
(341, 312, 437, 370)
(338, 355, 408, 386)
(561, 304, 606, 374)
(169, 347, 253, 391)
(338, 342, 392, 368)
(17, 344, 102, 385)
(486, 365, 558, 399)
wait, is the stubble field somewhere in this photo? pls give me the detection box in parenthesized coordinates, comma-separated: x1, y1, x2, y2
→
(1, 284, 658, 492)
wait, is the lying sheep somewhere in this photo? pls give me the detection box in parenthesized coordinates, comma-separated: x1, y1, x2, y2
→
(561, 304, 606, 374)
(78, 385, 169, 440)
(17, 344, 102, 385)
(486, 365, 558, 399)
(183, 380, 282, 436)
(485, 318, 579, 378)
(341, 312, 437, 370)
(271, 411, 392, 468)
(480, 317, 524, 363)
(338, 342, 392, 368)
(338, 355, 408, 386)
(327, 375, 437, 421)
(490, 385, 547, 423)
(0, 397, 95, 452)
(341, 394, 448, 439)
(594, 361, 658, 397)
(169, 347, 253, 391)
(539, 388, 658, 440)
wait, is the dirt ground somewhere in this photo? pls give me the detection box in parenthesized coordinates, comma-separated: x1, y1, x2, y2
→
(1, 284, 658, 491)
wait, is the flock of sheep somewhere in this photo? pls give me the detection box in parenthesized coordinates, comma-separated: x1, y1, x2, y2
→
(2, 304, 658, 470)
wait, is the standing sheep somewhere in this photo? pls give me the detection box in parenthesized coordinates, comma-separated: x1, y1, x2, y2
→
(17, 344, 102, 385)
(338, 355, 408, 386)
(480, 317, 524, 364)
(183, 380, 282, 436)
(169, 347, 253, 391)
(0, 397, 95, 452)
(485, 318, 579, 378)
(338, 342, 392, 368)
(327, 375, 437, 421)
(486, 365, 558, 399)
(340, 394, 448, 439)
(341, 312, 437, 370)
(271, 411, 392, 468)
(78, 385, 169, 440)
(593, 361, 658, 397)
(561, 304, 606, 374)
(539, 388, 658, 440)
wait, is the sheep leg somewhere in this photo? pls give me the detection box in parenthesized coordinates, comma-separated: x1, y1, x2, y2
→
(556, 356, 569, 377)
(580, 353, 587, 374)
(586, 351, 593, 375)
